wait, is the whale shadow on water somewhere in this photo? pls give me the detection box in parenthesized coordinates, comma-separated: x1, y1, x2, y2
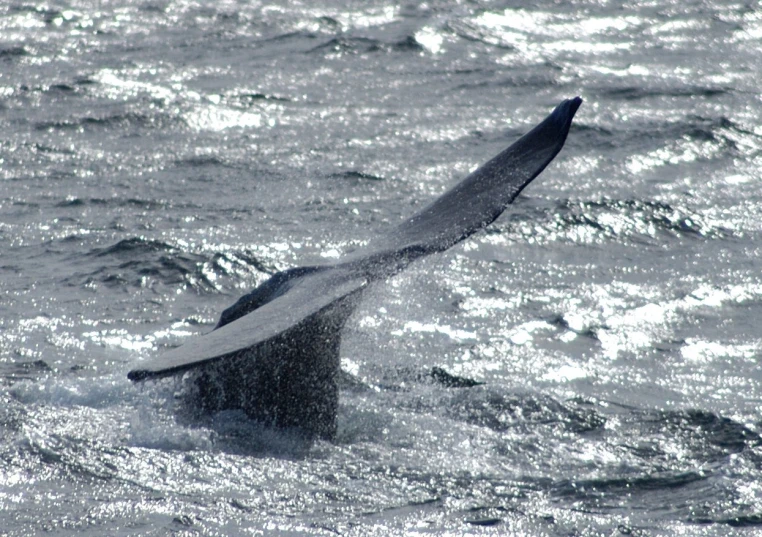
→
(128, 97, 583, 440)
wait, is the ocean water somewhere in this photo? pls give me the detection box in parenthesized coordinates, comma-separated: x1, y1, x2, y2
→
(2, 0, 762, 535)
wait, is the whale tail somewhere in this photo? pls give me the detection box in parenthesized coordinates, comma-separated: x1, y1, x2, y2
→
(128, 97, 583, 439)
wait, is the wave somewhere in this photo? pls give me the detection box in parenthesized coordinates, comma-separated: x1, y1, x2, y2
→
(0, 360, 53, 385)
(548, 406, 759, 509)
(629, 408, 761, 459)
(0, 46, 29, 59)
(91, 237, 175, 258)
(445, 389, 606, 434)
(616, 115, 759, 164)
(54, 197, 180, 210)
(437, 385, 758, 485)
(61, 237, 271, 293)
(498, 198, 729, 245)
(559, 198, 720, 238)
(172, 155, 226, 168)
(308, 35, 423, 56)
(659, 115, 754, 149)
(446, 19, 517, 51)
(34, 111, 185, 133)
(600, 85, 730, 101)
(452, 69, 560, 91)
(227, 92, 291, 106)
(2, 77, 99, 106)
(329, 170, 385, 182)
(554, 469, 707, 495)
(691, 513, 762, 527)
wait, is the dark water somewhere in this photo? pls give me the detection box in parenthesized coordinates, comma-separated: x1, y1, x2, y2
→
(2, 1, 762, 535)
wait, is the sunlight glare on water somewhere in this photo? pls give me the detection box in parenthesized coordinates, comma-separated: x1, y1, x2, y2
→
(1, 0, 762, 535)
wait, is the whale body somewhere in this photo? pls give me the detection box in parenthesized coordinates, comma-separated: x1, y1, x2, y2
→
(128, 97, 583, 439)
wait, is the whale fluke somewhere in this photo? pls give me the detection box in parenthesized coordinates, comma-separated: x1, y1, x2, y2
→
(128, 97, 583, 439)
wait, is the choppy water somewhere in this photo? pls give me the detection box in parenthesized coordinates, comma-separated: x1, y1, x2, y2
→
(2, 1, 762, 535)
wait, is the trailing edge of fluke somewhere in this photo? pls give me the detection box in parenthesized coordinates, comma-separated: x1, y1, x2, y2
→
(128, 97, 583, 439)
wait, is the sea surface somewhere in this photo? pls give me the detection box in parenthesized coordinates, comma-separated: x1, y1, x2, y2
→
(2, 1, 762, 535)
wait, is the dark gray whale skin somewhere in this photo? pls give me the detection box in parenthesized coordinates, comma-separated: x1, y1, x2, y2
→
(128, 97, 583, 439)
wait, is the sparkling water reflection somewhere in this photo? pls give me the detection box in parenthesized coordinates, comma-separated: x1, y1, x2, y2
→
(1, 0, 762, 535)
